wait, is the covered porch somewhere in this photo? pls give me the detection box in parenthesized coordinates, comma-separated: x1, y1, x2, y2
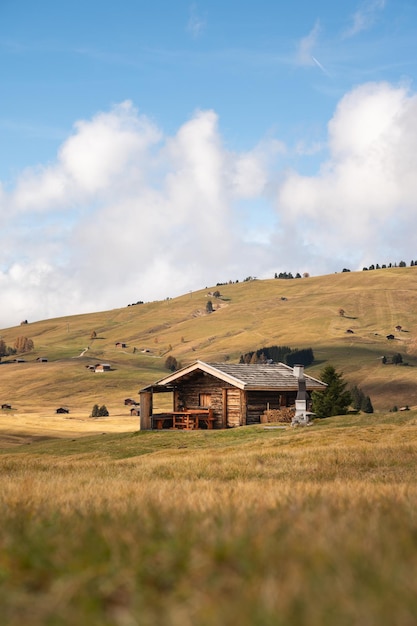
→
(139, 383, 216, 430)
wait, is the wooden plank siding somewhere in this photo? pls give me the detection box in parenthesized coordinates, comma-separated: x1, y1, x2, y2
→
(246, 390, 297, 424)
(174, 376, 300, 427)
(141, 361, 326, 430)
(175, 372, 235, 429)
(224, 388, 242, 427)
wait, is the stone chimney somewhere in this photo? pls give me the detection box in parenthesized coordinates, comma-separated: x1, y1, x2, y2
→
(293, 364, 304, 380)
(292, 364, 312, 425)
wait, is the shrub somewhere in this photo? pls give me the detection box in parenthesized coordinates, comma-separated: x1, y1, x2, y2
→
(165, 356, 178, 371)
(14, 336, 34, 353)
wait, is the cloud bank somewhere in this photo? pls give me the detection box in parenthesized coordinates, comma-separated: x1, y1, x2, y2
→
(1, 81, 417, 326)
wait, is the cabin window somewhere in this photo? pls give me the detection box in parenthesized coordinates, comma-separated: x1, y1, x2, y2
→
(199, 393, 212, 407)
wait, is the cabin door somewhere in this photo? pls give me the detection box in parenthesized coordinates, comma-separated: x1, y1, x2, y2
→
(225, 388, 241, 427)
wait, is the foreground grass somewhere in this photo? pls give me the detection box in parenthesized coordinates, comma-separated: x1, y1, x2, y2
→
(1, 413, 417, 625)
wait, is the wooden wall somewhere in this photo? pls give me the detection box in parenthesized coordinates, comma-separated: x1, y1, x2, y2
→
(176, 372, 234, 428)
(174, 372, 299, 428)
(246, 391, 297, 424)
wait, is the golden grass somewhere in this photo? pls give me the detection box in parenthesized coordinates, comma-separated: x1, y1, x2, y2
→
(1, 413, 417, 624)
(2, 266, 417, 416)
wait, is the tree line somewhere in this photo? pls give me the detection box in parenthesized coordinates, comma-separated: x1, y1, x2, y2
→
(239, 345, 314, 367)
(0, 336, 34, 358)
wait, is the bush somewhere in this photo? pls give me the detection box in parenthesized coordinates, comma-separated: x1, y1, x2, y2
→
(91, 404, 109, 417)
(165, 356, 178, 371)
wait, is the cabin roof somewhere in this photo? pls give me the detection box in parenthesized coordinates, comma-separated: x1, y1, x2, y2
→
(141, 360, 326, 392)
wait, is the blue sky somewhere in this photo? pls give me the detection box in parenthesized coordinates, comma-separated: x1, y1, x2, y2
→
(1, 1, 417, 325)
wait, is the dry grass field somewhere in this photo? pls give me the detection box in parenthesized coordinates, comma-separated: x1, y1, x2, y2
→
(1, 411, 417, 625)
(2, 268, 417, 624)
(1, 266, 417, 414)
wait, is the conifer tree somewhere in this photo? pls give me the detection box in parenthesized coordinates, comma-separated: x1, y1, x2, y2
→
(312, 365, 351, 418)
(362, 396, 374, 413)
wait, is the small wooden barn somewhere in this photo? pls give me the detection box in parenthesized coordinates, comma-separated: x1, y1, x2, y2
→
(94, 363, 111, 373)
(139, 361, 326, 430)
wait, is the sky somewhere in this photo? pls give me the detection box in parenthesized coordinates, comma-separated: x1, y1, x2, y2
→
(1, 0, 417, 327)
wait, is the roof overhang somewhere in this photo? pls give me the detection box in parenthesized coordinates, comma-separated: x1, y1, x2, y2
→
(139, 360, 326, 393)
(147, 360, 247, 390)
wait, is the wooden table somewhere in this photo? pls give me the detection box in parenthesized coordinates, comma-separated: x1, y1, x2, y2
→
(152, 410, 215, 430)
(171, 409, 215, 430)
(152, 414, 174, 429)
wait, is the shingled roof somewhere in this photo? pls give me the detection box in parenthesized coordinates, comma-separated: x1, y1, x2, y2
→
(145, 360, 326, 392)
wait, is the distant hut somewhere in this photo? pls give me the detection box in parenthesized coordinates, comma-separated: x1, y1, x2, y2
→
(94, 363, 111, 373)
(124, 398, 138, 406)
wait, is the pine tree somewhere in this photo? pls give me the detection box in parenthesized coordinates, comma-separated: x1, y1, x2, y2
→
(350, 385, 364, 411)
(361, 396, 374, 413)
(392, 353, 403, 365)
(91, 404, 100, 417)
(312, 365, 352, 418)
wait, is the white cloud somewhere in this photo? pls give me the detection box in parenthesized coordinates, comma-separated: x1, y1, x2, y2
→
(276, 81, 417, 269)
(344, 0, 386, 38)
(296, 20, 321, 67)
(2, 83, 417, 327)
(187, 4, 206, 39)
(0, 103, 276, 326)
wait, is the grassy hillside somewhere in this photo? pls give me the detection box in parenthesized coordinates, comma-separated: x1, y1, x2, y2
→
(1, 266, 417, 413)
(1, 412, 417, 625)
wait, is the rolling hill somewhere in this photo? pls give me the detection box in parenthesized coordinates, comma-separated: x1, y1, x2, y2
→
(1, 266, 417, 414)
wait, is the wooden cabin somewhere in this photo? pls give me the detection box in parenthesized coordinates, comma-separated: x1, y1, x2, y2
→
(94, 363, 111, 373)
(139, 360, 326, 430)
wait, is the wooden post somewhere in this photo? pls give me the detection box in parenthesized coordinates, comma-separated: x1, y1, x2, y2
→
(241, 390, 247, 426)
(222, 388, 227, 428)
(139, 391, 152, 430)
